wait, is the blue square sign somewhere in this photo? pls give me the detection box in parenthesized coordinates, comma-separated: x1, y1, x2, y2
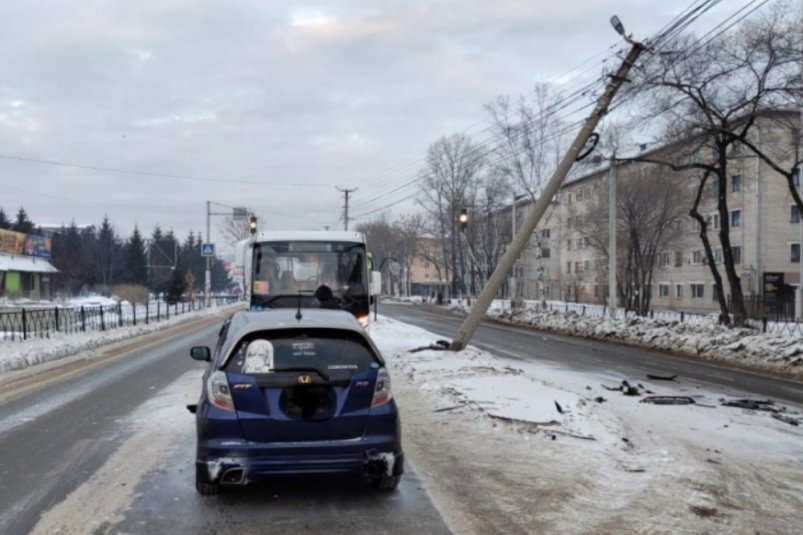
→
(201, 243, 215, 257)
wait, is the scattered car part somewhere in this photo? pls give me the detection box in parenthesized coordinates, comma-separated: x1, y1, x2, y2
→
(647, 374, 678, 381)
(640, 396, 696, 405)
(721, 399, 783, 413)
(771, 413, 800, 426)
(410, 339, 452, 353)
(554, 401, 564, 414)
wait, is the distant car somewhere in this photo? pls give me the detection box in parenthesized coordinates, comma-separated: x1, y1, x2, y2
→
(190, 308, 403, 495)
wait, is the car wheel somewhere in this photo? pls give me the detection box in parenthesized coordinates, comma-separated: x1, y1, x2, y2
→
(196, 468, 219, 496)
(371, 475, 401, 490)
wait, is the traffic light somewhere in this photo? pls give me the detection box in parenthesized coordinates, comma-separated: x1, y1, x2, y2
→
(249, 215, 258, 235)
(459, 208, 468, 231)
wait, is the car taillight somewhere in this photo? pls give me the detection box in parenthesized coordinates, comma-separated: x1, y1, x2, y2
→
(357, 315, 369, 328)
(207, 371, 235, 412)
(371, 367, 392, 408)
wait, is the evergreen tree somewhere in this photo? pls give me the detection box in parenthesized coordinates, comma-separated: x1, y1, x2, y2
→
(12, 207, 35, 233)
(90, 215, 121, 292)
(0, 207, 11, 230)
(147, 225, 178, 297)
(211, 258, 233, 292)
(121, 226, 148, 285)
(51, 222, 92, 295)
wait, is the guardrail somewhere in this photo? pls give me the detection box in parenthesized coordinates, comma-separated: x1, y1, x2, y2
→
(0, 296, 241, 341)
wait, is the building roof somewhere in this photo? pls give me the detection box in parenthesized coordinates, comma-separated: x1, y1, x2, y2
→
(0, 254, 59, 273)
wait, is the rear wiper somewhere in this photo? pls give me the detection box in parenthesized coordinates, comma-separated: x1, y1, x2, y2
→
(274, 367, 331, 382)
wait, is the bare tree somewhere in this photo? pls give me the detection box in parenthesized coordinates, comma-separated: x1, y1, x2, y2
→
(218, 207, 255, 246)
(629, 8, 800, 325)
(417, 133, 487, 296)
(392, 214, 425, 296)
(463, 170, 511, 293)
(575, 161, 690, 314)
(486, 83, 567, 201)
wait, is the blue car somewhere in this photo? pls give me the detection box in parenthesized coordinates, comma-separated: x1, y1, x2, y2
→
(189, 308, 403, 495)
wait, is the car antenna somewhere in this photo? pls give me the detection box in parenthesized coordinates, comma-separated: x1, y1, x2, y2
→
(295, 292, 303, 321)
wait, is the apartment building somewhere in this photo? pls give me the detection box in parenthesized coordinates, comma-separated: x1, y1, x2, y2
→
(515, 111, 801, 316)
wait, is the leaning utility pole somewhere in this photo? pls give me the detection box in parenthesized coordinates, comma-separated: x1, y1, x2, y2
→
(337, 187, 358, 230)
(451, 18, 645, 350)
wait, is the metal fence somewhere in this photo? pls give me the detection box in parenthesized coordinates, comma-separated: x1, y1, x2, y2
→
(0, 296, 241, 342)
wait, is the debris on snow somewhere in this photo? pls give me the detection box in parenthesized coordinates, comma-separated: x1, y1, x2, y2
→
(640, 396, 696, 405)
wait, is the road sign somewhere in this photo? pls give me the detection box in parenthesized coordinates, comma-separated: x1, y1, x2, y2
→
(201, 243, 215, 257)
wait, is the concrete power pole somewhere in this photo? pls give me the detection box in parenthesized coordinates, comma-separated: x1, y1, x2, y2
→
(337, 187, 358, 230)
(451, 23, 645, 351)
(205, 200, 211, 308)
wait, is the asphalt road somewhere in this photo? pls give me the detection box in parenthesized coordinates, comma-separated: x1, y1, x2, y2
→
(379, 302, 803, 407)
(0, 318, 449, 535)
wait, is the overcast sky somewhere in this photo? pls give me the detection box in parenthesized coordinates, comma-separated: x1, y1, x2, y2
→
(0, 0, 766, 248)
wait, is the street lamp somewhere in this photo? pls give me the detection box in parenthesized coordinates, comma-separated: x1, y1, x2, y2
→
(459, 208, 469, 231)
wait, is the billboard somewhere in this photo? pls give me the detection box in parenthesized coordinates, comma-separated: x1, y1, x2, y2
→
(0, 229, 52, 258)
(0, 229, 25, 255)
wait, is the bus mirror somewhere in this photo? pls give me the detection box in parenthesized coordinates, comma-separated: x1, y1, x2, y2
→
(370, 270, 382, 296)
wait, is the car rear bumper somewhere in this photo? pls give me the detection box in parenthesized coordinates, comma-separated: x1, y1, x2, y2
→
(197, 436, 404, 484)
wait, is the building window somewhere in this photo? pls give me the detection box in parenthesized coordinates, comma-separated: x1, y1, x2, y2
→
(711, 180, 720, 198)
(541, 228, 551, 238)
(541, 247, 551, 259)
(732, 245, 741, 265)
(792, 205, 800, 224)
(794, 167, 800, 189)
(714, 246, 722, 264)
(22, 273, 36, 293)
(567, 261, 572, 274)
(792, 243, 801, 263)
(711, 213, 720, 229)
(567, 193, 572, 205)
(676, 284, 683, 299)
(731, 209, 741, 228)
(692, 250, 703, 265)
(731, 175, 742, 193)
(712, 284, 720, 301)
(584, 260, 590, 271)
(658, 284, 669, 298)
(576, 238, 583, 249)
(567, 240, 572, 251)
(675, 251, 683, 267)
(575, 261, 583, 273)
(658, 252, 670, 267)
(691, 283, 705, 298)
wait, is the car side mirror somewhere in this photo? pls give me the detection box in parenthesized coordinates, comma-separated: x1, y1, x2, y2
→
(190, 346, 211, 362)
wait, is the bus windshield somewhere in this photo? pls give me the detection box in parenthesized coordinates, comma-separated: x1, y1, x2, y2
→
(250, 241, 367, 313)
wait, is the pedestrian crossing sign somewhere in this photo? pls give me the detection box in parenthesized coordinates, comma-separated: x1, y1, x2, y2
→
(202, 243, 215, 257)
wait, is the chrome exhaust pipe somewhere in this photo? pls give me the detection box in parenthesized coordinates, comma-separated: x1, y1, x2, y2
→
(220, 467, 245, 485)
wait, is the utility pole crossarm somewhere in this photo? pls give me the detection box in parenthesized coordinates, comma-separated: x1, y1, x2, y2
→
(450, 35, 646, 351)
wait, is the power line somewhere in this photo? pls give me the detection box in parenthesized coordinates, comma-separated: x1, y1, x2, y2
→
(0, 153, 332, 188)
(351, 0, 769, 221)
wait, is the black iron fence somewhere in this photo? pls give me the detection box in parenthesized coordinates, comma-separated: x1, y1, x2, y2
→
(0, 296, 241, 341)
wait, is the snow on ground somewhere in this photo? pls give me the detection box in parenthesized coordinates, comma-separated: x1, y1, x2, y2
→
(409, 297, 803, 380)
(368, 315, 803, 533)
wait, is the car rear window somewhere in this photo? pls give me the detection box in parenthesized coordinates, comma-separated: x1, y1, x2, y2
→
(224, 329, 381, 377)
